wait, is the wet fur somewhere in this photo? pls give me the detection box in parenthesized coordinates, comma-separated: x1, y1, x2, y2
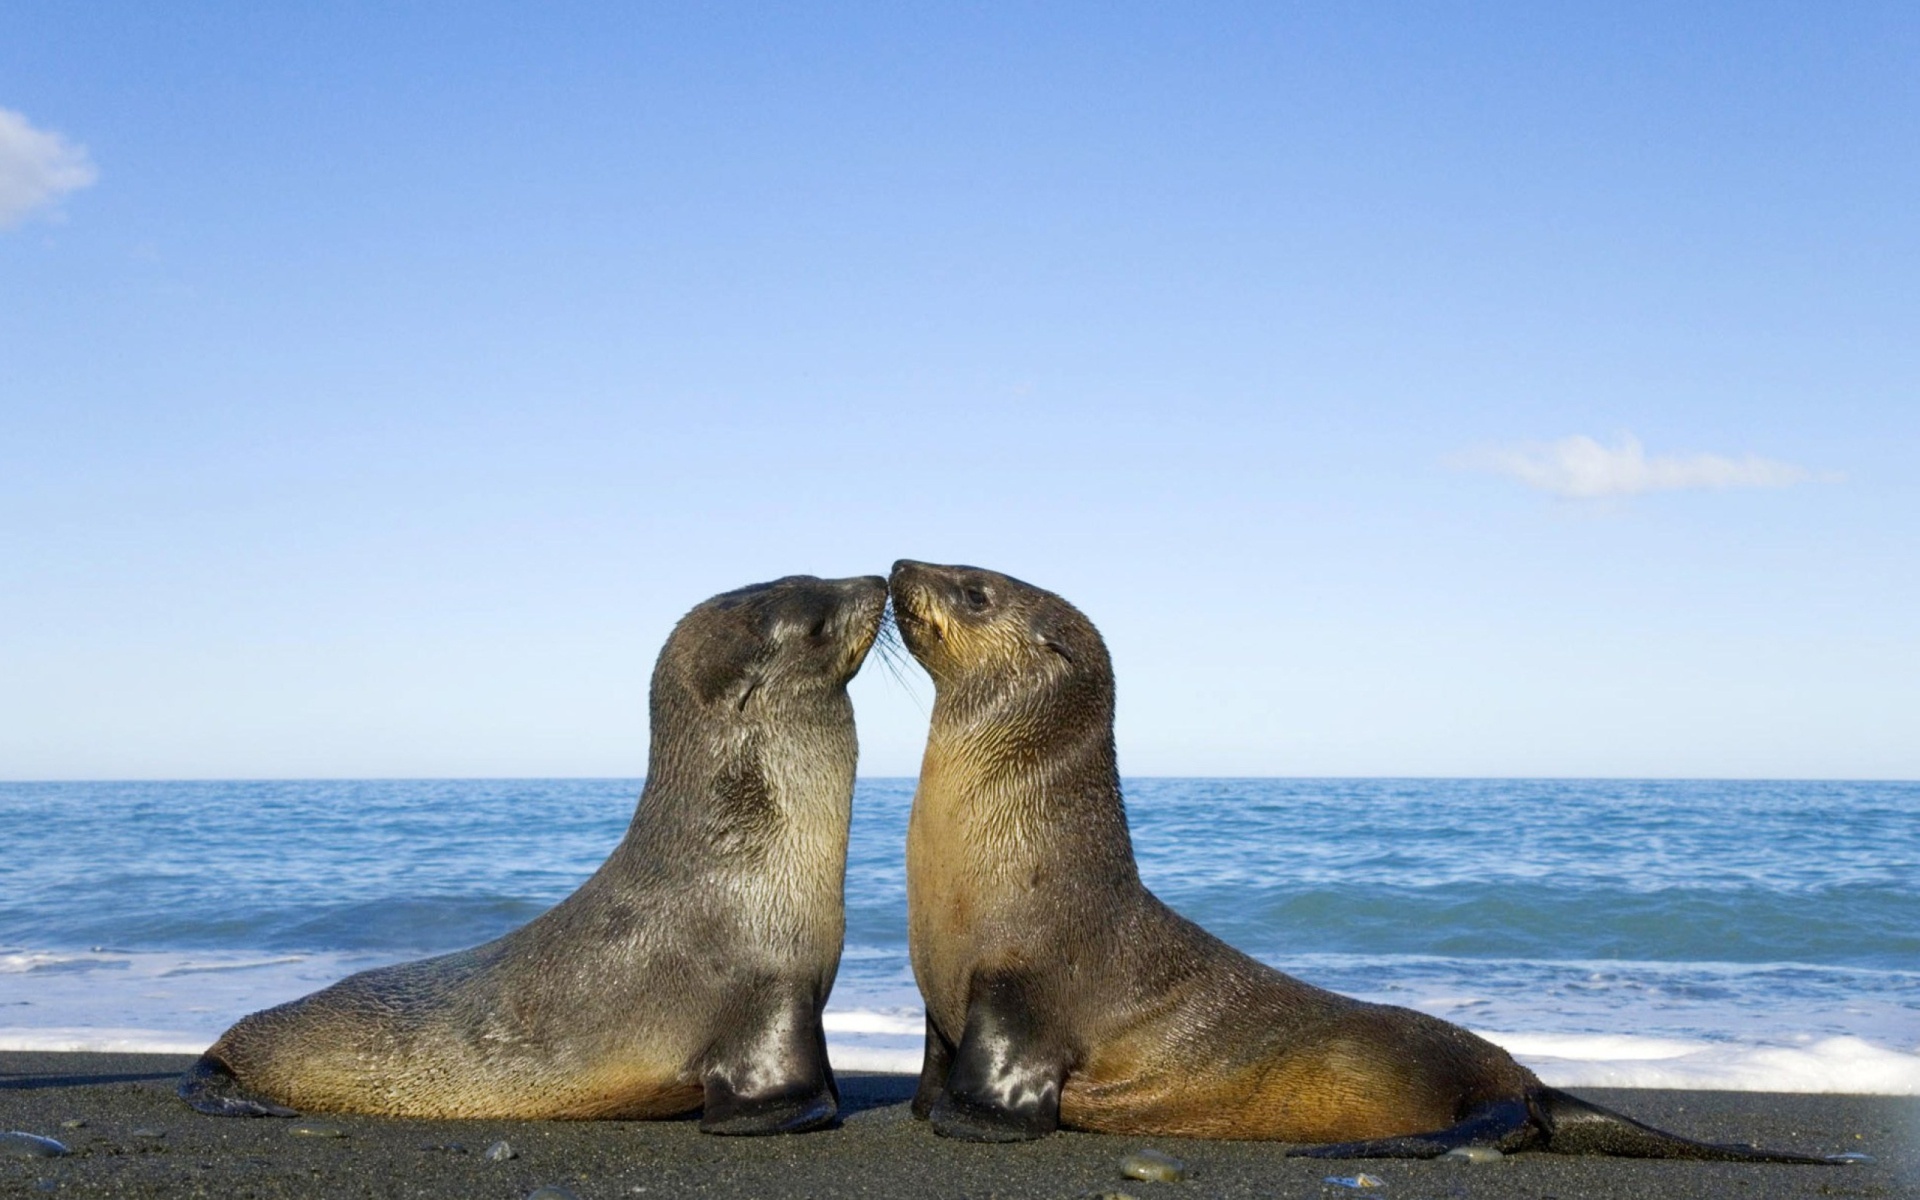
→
(181, 575, 886, 1127)
(890, 560, 1839, 1162)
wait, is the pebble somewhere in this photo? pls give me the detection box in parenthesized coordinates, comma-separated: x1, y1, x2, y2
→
(0, 1132, 70, 1159)
(1442, 1145, 1503, 1163)
(527, 1188, 582, 1200)
(287, 1122, 348, 1139)
(1086, 1193, 1144, 1200)
(486, 1139, 518, 1161)
(1828, 1152, 1874, 1163)
(129, 1128, 166, 1139)
(1323, 1174, 1386, 1189)
(59, 1120, 86, 1130)
(1118, 1147, 1188, 1182)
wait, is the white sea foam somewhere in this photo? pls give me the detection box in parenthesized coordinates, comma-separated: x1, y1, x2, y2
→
(0, 1028, 211, 1055)
(824, 1045, 925, 1074)
(1489, 1031, 1920, 1094)
(4, 948, 1916, 1094)
(822, 1010, 923, 1036)
(0, 948, 383, 1053)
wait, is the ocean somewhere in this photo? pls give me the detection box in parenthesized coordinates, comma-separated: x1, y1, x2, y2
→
(3, 778, 1916, 1093)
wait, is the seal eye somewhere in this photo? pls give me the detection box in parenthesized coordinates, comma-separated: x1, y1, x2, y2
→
(962, 585, 991, 612)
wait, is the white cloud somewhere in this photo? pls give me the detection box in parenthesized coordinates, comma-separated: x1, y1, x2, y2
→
(1455, 433, 1836, 499)
(0, 107, 98, 230)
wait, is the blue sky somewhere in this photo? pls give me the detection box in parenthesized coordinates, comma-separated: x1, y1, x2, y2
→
(3, 3, 1915, 779)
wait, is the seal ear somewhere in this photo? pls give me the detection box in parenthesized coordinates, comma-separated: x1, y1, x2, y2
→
(1028, 618, 1075, 664)
(687, 624, 766, 708)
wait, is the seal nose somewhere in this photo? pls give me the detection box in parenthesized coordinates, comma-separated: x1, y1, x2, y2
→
(843, 574, 889, 610)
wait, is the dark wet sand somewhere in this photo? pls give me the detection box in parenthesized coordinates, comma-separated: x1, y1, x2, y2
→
(2, 1052, 1912, 1199)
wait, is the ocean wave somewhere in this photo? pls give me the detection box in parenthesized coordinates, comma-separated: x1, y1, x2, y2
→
(10, 779, 1916, 970)
(158, 956, 311, 977)
(0, 952, 130, 975)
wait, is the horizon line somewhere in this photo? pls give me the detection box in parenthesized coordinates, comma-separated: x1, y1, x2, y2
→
(4, 774, 1915, 786)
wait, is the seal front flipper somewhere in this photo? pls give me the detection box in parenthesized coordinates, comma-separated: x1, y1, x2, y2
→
(911, 1015, 954, 1120)
(698, 988, 839, 1136)
(177, 1054, 299, 1118)
(927, 971, 1067, 1143)
(1287, 1099, 1537, 1159)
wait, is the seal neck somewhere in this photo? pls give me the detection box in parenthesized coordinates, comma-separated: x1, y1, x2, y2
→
(916, 700, 1140, 885)
(618, 692, 856, 871)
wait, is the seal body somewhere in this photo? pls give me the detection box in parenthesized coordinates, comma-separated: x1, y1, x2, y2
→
(182, 574, 887, 1132)
(890, 560, 1837, 1162)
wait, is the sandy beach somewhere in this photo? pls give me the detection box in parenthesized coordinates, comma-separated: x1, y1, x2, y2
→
(2, 1051, 1911, 1199)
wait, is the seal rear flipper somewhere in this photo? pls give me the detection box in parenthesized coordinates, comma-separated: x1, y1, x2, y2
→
(1533, 1087, 1843, 1163)
(1287, 1099, 1537, 1159)
(697, 990, 839, 1136)
(927, 971, 1066, 1143)
(176, 1054, 299, 1118)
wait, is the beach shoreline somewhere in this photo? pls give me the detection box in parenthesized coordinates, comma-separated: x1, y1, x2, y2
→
(3, 1052, 1912, 1199)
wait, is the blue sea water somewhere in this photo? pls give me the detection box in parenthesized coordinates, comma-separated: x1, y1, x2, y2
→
(3, 778, 1917, 1091)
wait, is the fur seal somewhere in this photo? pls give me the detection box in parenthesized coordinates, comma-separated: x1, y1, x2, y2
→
(180, 574, 888, 1132)
(889, 559, 1841, 1162)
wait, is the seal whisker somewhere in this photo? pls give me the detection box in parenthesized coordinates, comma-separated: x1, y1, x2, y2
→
(874, 600, 930, 713)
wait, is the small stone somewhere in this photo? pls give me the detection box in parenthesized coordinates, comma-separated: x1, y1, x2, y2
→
(1828, 1152, 1874, 1163)
(0, 1132, 70, 1159)
(59, 1120, 86, 1130)
(1118, 1147, 1188, 1182)
(286, 1122, 347, 1138)
(130, 1128, 166, 1138)
(1322, 1174, 1387, 1189)
(486, 1139, 517, 1161)
(1087, 1193, 1144, 1200)
(1442, 1145, 1502, 1163)
(527, 1188, 581, 1200)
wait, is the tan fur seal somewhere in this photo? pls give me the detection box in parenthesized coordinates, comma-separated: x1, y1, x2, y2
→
(179, 574, 887, 1132)
(889, 559, 1842, 1162)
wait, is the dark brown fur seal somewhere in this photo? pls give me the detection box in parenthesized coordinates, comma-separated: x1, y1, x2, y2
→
(889, 559, 1841, 1162)
(180, 574, 887, 1133)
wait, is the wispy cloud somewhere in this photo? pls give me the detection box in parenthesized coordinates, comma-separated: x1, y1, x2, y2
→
(1454, 433, 1837, 499)
(0, 107, 98, 230)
